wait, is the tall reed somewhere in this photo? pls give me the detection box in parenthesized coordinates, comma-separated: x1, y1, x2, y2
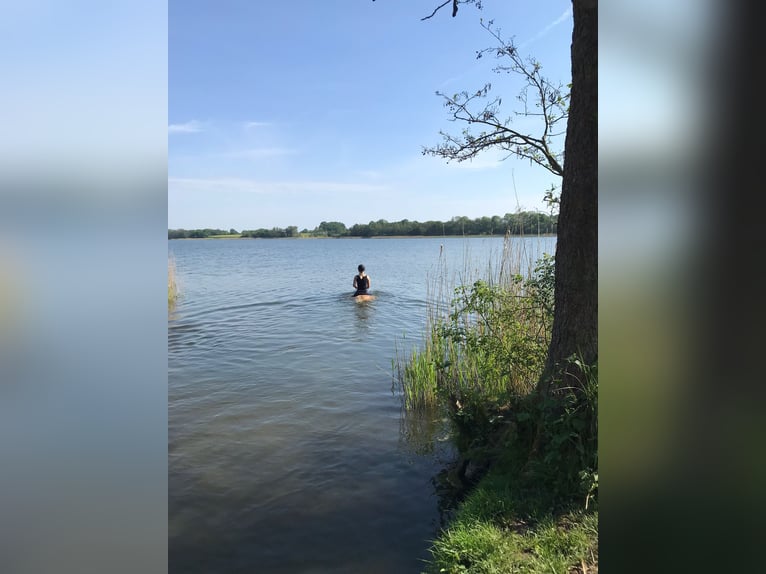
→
(168, 254, 179, 306)
(393, 232, 554, 415)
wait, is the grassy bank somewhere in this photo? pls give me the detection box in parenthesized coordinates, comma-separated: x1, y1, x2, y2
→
(394, 235, 598, 573)
(426, 462, 598, 573)
(421, 361, 598, 573)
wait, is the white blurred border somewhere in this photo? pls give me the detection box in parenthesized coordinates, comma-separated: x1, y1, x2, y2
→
(0, 2, 168, 573)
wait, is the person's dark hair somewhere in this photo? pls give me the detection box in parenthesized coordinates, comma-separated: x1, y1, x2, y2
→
(358, 264, 365, 272)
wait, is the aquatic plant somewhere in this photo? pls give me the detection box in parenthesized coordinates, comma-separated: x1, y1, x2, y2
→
(394, 233, 555, 415)
(394, 233, 598, 573)
(168, 254, 179, 306)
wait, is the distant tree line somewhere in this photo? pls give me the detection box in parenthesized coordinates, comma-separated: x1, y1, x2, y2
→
(168, 228, 239, 239)
(240, 226, 299, 238)
(168, 212, 557, 239)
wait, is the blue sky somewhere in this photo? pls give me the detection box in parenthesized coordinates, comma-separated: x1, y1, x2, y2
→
(169, 0, 573, 231)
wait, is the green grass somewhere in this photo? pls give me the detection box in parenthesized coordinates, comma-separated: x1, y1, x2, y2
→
(393, 234, 553, 418)
(419, 360, 599, 573)
(391, 234, 597, 573)
(393, 326, 451, 411)
(424, 466, 598, 573)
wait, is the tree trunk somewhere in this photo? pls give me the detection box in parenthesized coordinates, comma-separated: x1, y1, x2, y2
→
(538, 0, 598, 394)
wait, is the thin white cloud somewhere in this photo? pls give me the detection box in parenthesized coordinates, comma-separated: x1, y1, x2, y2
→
(218, 147, 296, 159)
(520, 6, 573, 49)
(168, 120, 203, 134)
(437, 74, 465, 90)
(168, 177, 390, 195)
(449, 158, 504, 170)
(353, 169, 384, 179)
(244, 121, 271, 130)
(441, 7, 573, 87)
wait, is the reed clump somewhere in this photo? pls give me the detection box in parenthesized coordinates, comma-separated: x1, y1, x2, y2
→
(168, 255, 179, 306)
(393, 232, 598, 573)
(394, 233, 554, 416)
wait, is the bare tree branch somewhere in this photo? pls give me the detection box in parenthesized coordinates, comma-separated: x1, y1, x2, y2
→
(424, 19, 568, 180)
(420, 0, 482, 21)
(421, 0, 453, 21)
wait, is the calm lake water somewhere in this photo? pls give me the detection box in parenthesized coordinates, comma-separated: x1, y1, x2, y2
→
(168, 235, 556, 574)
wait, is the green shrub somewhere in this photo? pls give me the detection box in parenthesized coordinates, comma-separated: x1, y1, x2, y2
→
(394, 250, 555, 454)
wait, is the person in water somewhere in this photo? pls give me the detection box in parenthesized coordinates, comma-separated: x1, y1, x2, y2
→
(353, 264, 371, 297)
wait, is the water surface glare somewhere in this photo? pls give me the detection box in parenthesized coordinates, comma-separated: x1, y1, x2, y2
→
(168, 236, 556, 573)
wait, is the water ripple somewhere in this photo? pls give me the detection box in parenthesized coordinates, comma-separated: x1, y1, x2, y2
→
(168, 236, 556, 573)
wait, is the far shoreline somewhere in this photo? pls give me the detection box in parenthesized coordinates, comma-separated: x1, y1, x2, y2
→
(169, 233, 558, 240)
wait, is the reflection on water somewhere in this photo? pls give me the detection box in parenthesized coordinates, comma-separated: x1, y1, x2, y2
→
(352, 294, 375, 331)
(397, 406, 452, 457)
(168, 236, 556, 573)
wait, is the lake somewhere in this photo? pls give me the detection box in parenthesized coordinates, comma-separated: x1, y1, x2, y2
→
(168, 235, 556, 574)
